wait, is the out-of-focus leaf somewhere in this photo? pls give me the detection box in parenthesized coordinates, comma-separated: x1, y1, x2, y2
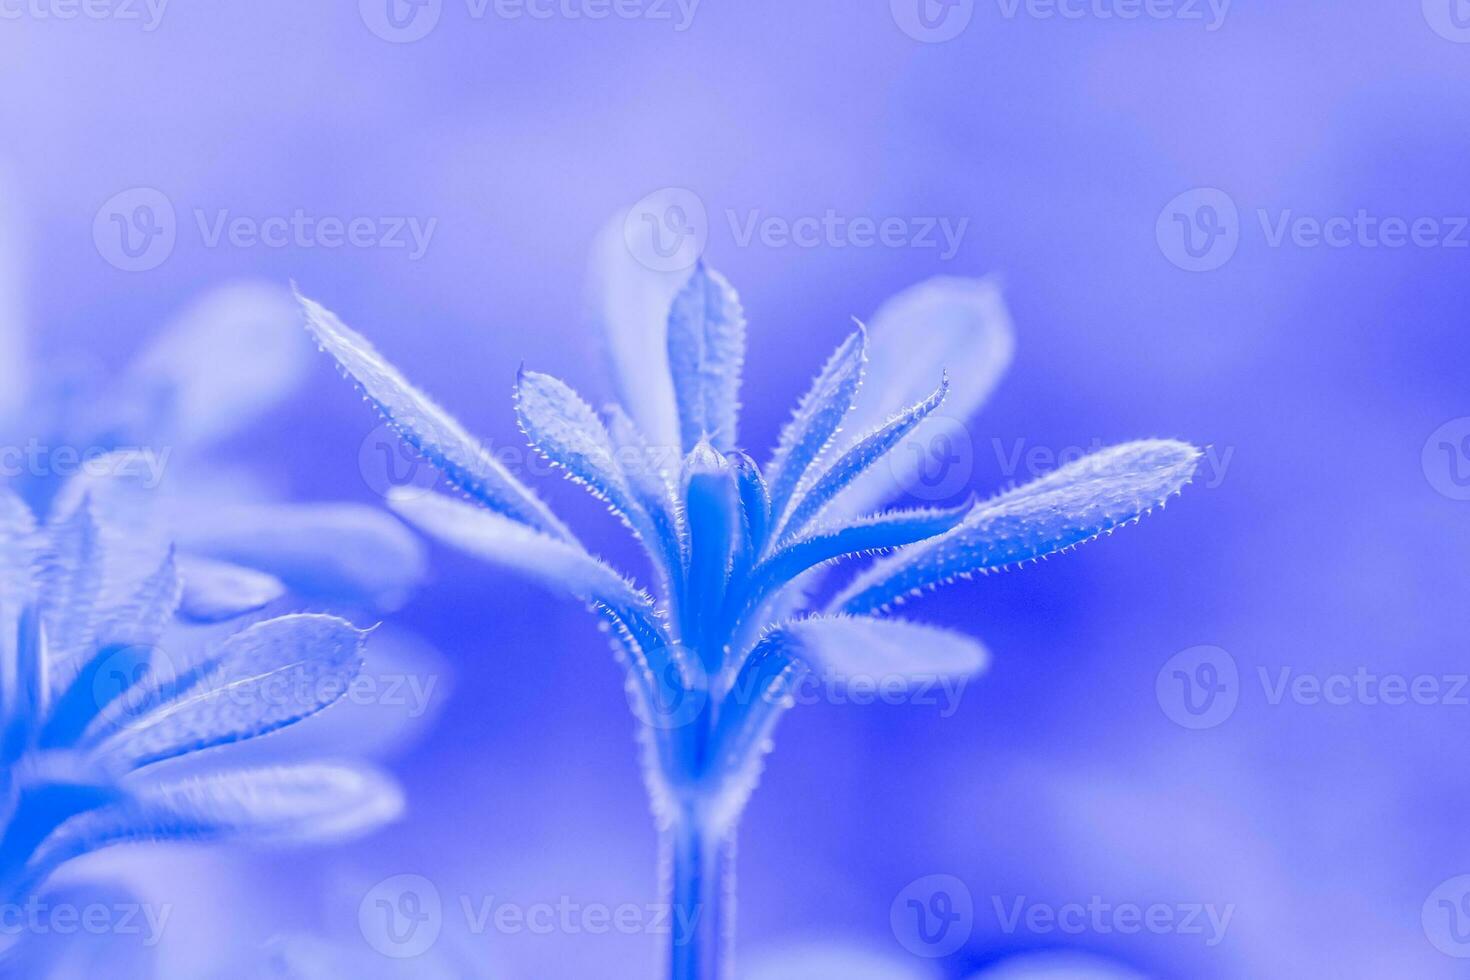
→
(587, 209, 687, 464)
(176, 556, 286, 624)
(124, 281, 309, 448)
(100, 615, 366, 769)
(29, 764, 403, 880)
(176, 502, 425, 612)
(827, 277, 1014, 519)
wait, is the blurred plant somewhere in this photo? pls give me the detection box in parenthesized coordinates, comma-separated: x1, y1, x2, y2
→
(0, 273, 425, 621)
(0, 483, 402, 964)
(301, 234, 1199, 978)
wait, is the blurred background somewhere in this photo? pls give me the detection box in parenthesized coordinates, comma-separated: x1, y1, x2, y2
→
(2, 2, 1468, 977)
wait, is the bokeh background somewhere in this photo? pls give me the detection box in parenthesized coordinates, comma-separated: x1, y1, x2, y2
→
(2, 2, 1469, 977)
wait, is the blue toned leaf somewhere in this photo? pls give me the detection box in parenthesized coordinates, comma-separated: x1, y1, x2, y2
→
(176, 502, 426, 612)
(176, 555, 285, 623)
(834, 440, 1203, 614)
(298, 292, 570, 539)
(588, 209, 689, 464)
(778, 377, 949, 542)
(122, 281, 309, 449)
(764, 328, 866, 526)
(752, 616, 988, 683)
(729, 451, 770, 578)
(97, 549, 182, 650)
(48, 450, 173, 612)
(37, 501, 104, 668)
(2, 607, 47, 762)
(745, 944, 941, 980)
(731, 501, 971, 633)
(827, 277, 1014, 519)
(0, 489, 41, 740)
(389, 489, 669, 653)
(99, 614, 367, 770)
(515, 370, 668, 563)
(666, 264, 746, 453)
(605, 403, 687, 578)
(28, 764, 403, 878)
(682, 442, 739, 661)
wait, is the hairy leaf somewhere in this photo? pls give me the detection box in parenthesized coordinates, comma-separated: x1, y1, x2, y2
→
(666, 264, 746, 453)
(779, 377, 949, 541)
(834, 440, 1202, 613)
(299, 292, 569, 538)
(100, 615, 366, 770)
(764, 328, 866, 525)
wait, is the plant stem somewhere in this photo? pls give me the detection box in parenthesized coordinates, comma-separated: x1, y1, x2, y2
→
(667, 806, 736, 980)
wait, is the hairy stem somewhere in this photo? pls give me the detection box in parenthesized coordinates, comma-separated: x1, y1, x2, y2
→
(666, 806, 736, 980)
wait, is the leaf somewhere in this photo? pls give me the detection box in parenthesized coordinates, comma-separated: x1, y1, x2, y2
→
(825, 277, 1014, 519)
(175, 502, 426, 612)
(778, 376, 949, 542)
(764, 328, 866, 525)
(0, 490, 41, 750)
(389, 490, 668, 653)
(605, 403, 686, 580)
(666, 264, 746, 453)
(2, 607, 47, 762)
(37, 501, 104, 667)
(96, 549, 182, 650)
(750, 616, 988, 683)
(587, 209, 688, 465)
(176, 555, 285, 624)
(732, 502, 971, 632)
(28, 764, 403, 879)
(100, 615, 367, 770)
(515, 369, 654, 541)
(298, 292, 569, 539)
(834, 440, 1203, 614)
(121, 281, 309, 449)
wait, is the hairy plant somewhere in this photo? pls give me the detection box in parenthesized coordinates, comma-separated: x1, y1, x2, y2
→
(0, 482, 402, 961)
(301, 252, 1199, 979)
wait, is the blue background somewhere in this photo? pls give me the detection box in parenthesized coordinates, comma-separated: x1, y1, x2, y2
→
(2, 1, 1468, 976)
